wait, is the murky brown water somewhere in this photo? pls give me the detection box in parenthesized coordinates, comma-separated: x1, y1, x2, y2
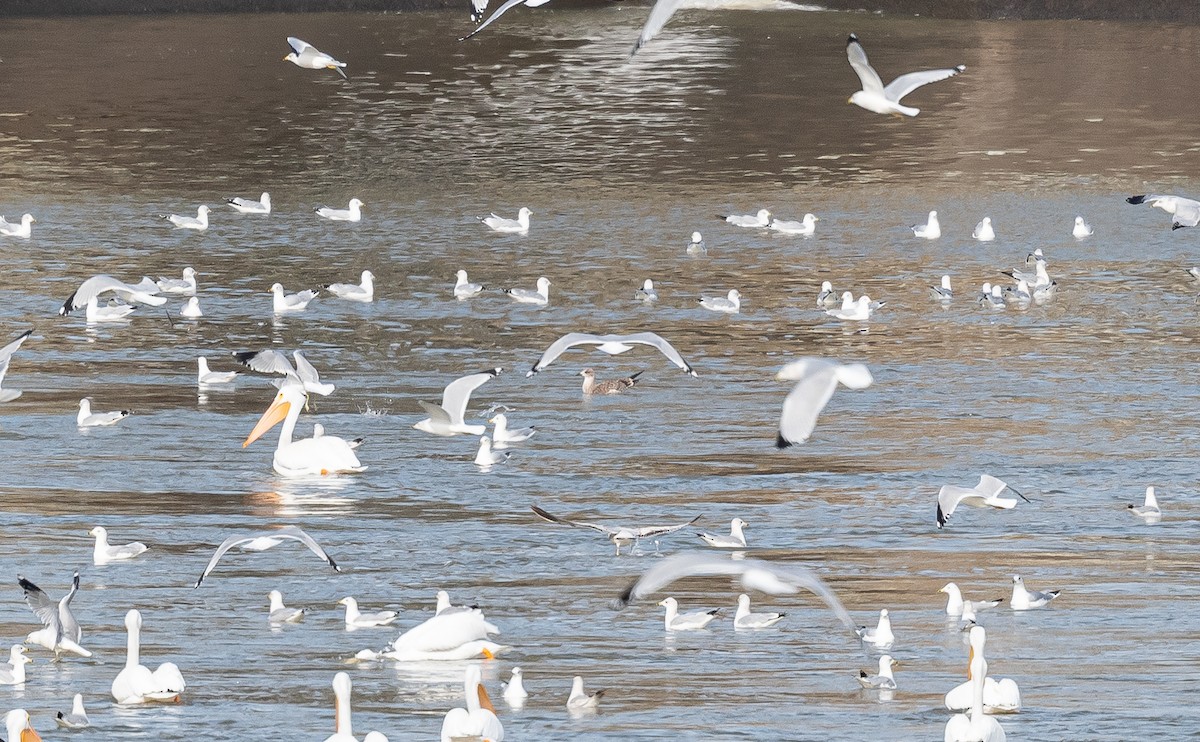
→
(0, 7, 1198, 740)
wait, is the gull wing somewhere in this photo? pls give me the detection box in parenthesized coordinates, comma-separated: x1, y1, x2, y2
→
(883, 65, 966, 103)
(440, 368, 502, 424)
(936, 485, 987, 527)
(195, 535, 258, 587)
(631, 0, 684, 56)
(1172, 198, 1200, 228)
(531, 505, 619, 535)
(233, 349, 296, 377)
(623, 332, 697, 375)
(846, 34, 884, 95)
(18, 575, 63, 643)
(528, 333, 603, 376)
(459, 0, 531, 41)
(273, 526, 340, 571)
(776, 359, 840, 448)
(59, 571, 82, 642)
(194, 527, 338, 587)
(59, 275, 167, 315)
(632, 514, 703, 538)
(0, 329, 32, 386)
(292, 350, 334, 395)
(976, 474, 1008, 498)
(287, 37, 314, 54)
(418, 400, 452, 425)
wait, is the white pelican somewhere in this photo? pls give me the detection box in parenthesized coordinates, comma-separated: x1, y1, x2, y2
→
(3, 709, 40, 741)
(441, 666, 504, 742)
(197, 357, 239, 385)
(56, 694, 90, 729)
(234, 348, 335, 396)
(659, 597, 718, 631)
(414, 367, 502, 436)
(0, 213, 34, 238)
(771, 214, 818, 235)
(227, 192, 271, 214)
(285, 37, 347, 78)
(912, 210, 942, 238)
(856, 608, 895, 648)
(721, 209, 770, 227)
(697, 517, 748, 549)
(89, 526, 147, 564)
(567, 675, 604, 710)
(271, 282, 317, 313)
(504, 276, 550, 305)
(699, 289, 740, 313)
(338, 597, 397, 628)
(847, 34, 965, 117)
(635, 279, 658, 302)
(77, 398, 129, 427)
(734, 593, 785, 629)
(156, 267, 197, 295)
(0, 645, 31, 684)
(503, 667, 527, 707)
(390, 608, 501, 660)
(580, 368, 641, 395)
(1010, 575, 1059, 610)
(243, 382, 365, 477)
(193, 526, 339, 587)
(939, 583, 1002, 618)
(1129, 486, 1162, 520)
(1073, 215, 1094, 238)
(454, 269, 484, 299)
(325, 270, 374, 302)
(324, 672, 356, 742)
(111, 609, 186, 704)
(775, 358, 873, 448)
(85, 296, 135, 322)
(481, 206, 531, 233)
(946, 655, 1021, 714)
(489, 413, 535, 446)
(944, 627, 1008, 741)
(937, 475, 1029, 529)
(162, 205, 209, 230)
(268, 590, 306, 624)
(59, 274, 166, 316)
(0, 329, 32, 402)
(531, 504, 700, 555)
(526, 331, 696, 377)
(19, 570, 91, 658)
(180, 297, 203, 318)
(316, 198, 363, 221)
(858, 655, 898, 689)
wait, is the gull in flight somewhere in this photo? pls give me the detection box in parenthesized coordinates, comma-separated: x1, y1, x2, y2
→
(194, 526, 340, 587)
(936, 474, 1029, 529)
(0, 213, 35, 238)
(469, 0, 488, 22)
(912, 210, 941, 238)
(454, 269, 484, 299)
(527, 331, 696, 377)
(481, 206, 532, 233)
(1129, 486, 1162, 521)
(846, 33, 966, 117)
(197, 357, 239, 386)
(734, 594, 785, 629)
(89, 526, 147, 564)
(56, 694, 90, 729)
(226, 192, 271, 214)
(459, 0, 550, 41)
(659, 597, 719, 631)
(858, 655, 898, 689)
(1073, 215, 1093, 238)
(973, 217, 995, 241)
(233, 349, 335, 396)
(324, 270, 374, 302)
(505, 276, 551, 305)
(316, 198, 363, 222)
(284, 37, 347, 78)
(77, 398, 130, 427)
(531, 504, 701, 555)
(775, 358, 873, 448)
(1127, 193, 1200, 230)
(567, 676, 604, 710)
(18, 570, 91, 658)
(267, 590, 305, 624)
(617, 552, 857, 633)
(580, 368, 642, 395)
(161, 205, 210, 231)
(699, 289, 741, 313)
(59, 275, 167, 316)
(0, 329, 32, 402)
(697, 517, 747, 549)
(156, 267, 197, 295)
(855, 608, 894, 648)
(771, 214, 818, 235)
(414, 367, 503, 436)
(929, 275, 953, 301)
(270, 282, 317, 313)
(720, 209, 770, 228)
(338, 597, 397, 628)
(1010, 575, 1059, 610)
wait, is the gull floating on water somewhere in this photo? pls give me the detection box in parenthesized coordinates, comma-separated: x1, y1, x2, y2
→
(771, 214, 818, 235)
(503, 667, 528, 708)
(697, 517, 747, 549)
(19, 570, 91, 658)
(435, 590, 478, 616)
(0, 329, 32, 402)
(243, 383, 365, 476)
(194, 526, 339, 587)
(1010, 575, 1059, 610)
(775, 357, 873, 448)
(414, 367, 502, 436)
(659, 596, 719, 631)
(271, 282, 318, 313)
(316, 198, 363, 222)
(1073, 215, 1093, 238)
(284, 37, 347, 78)
(89, 525, 147, 564)
(227, 191, 271, 214)
(700, 289, 741, 313)
(944, 626, 1008, 741)
(972, 217, 995, 241)
(1004, 260, 1052, 289)
(721, 209, 770, 228)
(1026, 248, 1046, 268)
(112, 609, 186, 704)
(0, 213, 35, 238)
(481, 206, 532, 233)
(858, 655, 898, 689)
(734, 593, 785, 629)
(454, 269, 484, 299)
(0, 645, 31, 685)
(1129, 486, 1162, 521)
(846, 33, 965, 117)
(687, 231, 706, 254)
(268, 590, 306, 624)
(504, 276, 550, 305)
(441, 666, 504, 742)
(234, 349, 335, 396)
(817, 281, 838, 308)
(856, 608, 895, 649)
(567, 675, 604, 710)
(937, 475, 1029, 529)
(489, 413, 535, 446)
(531, 504, 701, 555)
(59, 274, 167, 316)
(580, 367, 641, 395)
(339, 597, 397, 628)
(635, 279, 658, 302)
(474, 435, 509, 467)
(527, 331, 696, 377)
(930, 275, 953, 301)
(161, 205, 209, 231)
(85, 295, 135, 323)
(156, 267, 197, 295)
(324, 270, 374, 302)
(56, 693, 90, 729)
(978, 283, 1005, 309)
(197, 357, 238, 386)
(77, 398, 129, 427)
(912, 210, 941, 238)
(939, 583, 1003, 619)
(180, 297, 203, 318)
(826, 292, 882, 321)
(1126, 193, 1200, 230)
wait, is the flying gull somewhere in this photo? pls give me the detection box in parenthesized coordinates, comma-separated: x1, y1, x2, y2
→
(774, 358, 873, 448)
(194, 526, 340, 587)
(414, 367, 503, 436)
(846, 33, 965, 117)
(531, 504, 701, 555)
(527, 332, 696, 377)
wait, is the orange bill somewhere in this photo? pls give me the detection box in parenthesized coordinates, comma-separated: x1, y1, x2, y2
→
(244, 397, 290, 448)
(477, 683, 496, 714)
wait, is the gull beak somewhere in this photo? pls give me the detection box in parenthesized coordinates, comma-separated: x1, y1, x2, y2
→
(847, 97, 854, 104)
(487, 417, 496, 424)
(282, 54, 291, 61)
(244, 397, 291, 448)
(477, 682, 496, 713)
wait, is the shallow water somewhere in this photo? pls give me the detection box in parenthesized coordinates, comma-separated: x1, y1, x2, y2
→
(0, 7, 1198, 741)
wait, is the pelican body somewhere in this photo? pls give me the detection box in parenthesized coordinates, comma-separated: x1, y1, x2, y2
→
(243, 383, 365, 477)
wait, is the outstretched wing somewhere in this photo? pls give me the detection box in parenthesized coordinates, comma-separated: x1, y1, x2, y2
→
(18, 575, 62, 642)
(1172, 198, 1200, 228)
(624, 332, 697, 376)
(631, 0, 685, 56)
(441, 368, 502, 424)
(275, 526, 340, 571)
(883, 65, 965, 103)
(531, 505, 618, 535)
(0, 329, 32, 386)
(418, 400, 452, 425)
(459, 0, 531, 41)
(846, 34, 884, 94)
(233, 349, 296, 377)
(287, 37, 314, 54)
(528, 333, 602, 376)
(776, 359, 840, 448)
(194, 535, 256, 587)
(59, 570, 82, 642)
(634, 514, 703, 538)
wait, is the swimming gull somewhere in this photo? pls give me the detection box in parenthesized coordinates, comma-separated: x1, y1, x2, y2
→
(720, 209, 770, 227)
(817, 281, 838, 308)
(567, 676, 604, 710)
(858, 655, 898, 689)
(1003, 261, 1052, 288)
(338, 597, 397, 628)
(939, 583, 1002, 618)
(440, 666, 504, 742)
(734, 593, 785, 629)
(1127, 193, 1200, 230)
(474, 435, 509, 467)
(0, 213, 35, 238)
(531, 504, 701, 555)
(635, 279, 658, 302)
(180, 297, 203, 318)
(0, 645, 31, 685)
(414, 367, 503, 436)
(770, 214, 818, 235)
(0, 329, 32, 402)
(284, 37, 347, 78)
(111, 609, 186, 704)
(912, 210, 941, 238)
(454, 269, 484, 299)
(324, 270, 374, 303)
(1010, 575, 1059, 610)
(977, 283, 1005, 309)
(77, 398, 130, 427)
(268, 590, 306, 624)
(580, 367, 641, 395)
(233, 349, 335, 396)
(699, 289, 741, 313)
(504, 276, 550, 305)
(56, 694, 90, 729)
(775, 357, 873, 448)
(929, 275, 953, 301)
(687, 231, 706, 254)
(316, 198, 363, 222)
(89, 526, 147, 564)
(480, 206, 532, 233)
(489, 413, 535, 446)
(503, 667, 528, 708)
(1128, 486, 1161, 521)
(156, 267, 197, 295)
(826, 292, 882, 321)
(194, 526, 340, 587)
(659, 596, 719, 631)
(160, 205, 209, 231)
(944, 627, 1008, 740)
(936, 474, 1029, 529)
(435, 590, 479, 616)
(85, 296, 135, 323)
(197, 358, 239, 386)
(59, 274, 167, 315)
(696, 517, 747, 549)
(226, 191, 271, 214)
(270, 282, 318, 313)
(972, 217, 995, 241)
(846, 33, 965, 117)
(527, 331, 696, 377)
(18, 570, 90, 658)
(855, 608, 894, 649)
(1073, 215, 1093, 238)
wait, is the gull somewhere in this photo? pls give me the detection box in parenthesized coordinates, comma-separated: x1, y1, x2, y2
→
(161, 205, 210, 231)
(234, 349, 334, 395)
(226, 192, 271, 214)
(489, 413, 535, 446)
(56, 694, 90, 729)
(435, 590, 478, 616)
(1003, 280, 1032, 305)
(697, 517, 747, 549)
(858, 655, 898, 689)
(156, 267, 197, 295)
(469, 0, 488, 22)
(503, 667, 528, 708)
(19, 570, 90, 658)
(284, 37, 347, 78)
(338, 597, 397, 628)
(454, 269, 484, 299)
(0, 329, 32, 402)
(414, 367, 502, 436)
(978, 284, 1006, 309)
(939, 583, 1002, 619)
(855, 608, 894, 648)
(111, 609, 186, 705)
(817, 281, 838, 308)
(271, 282, 317, 313)
(1127, 193, 1200, 230)
(312, 423, 364, 450)
(180, 297, 203, 318)
(687, 231, 706, 254)
(944, 625, 1021, 714)
(720, 209, 770, 228)
(89, 526, 147, 564)
(527, 331, 697, 377)
(567, 676, 604, 710)
(481, 206, 532, 233)
(193, 526, 340, 587)
(460, 0, 551, 40)
(617, 552, 857, 633)
(635, 279, 658, 302)
(1003, 261, 1052, 288)
(944, 626, 1008, 741)
(659, 596, 719, 631)
(77, 398, 130, 427)
(826, 293, 882, 321)
(531, 504, 701, 555)
(734, 593, 785, 629)
(268, 590, 306, 624)
(85, 295, 135, 323)
(0, 645, 31, 685)
(912, 210, 941, 239)
(59, 274, 167, 315)
(440, 666, 504, 742)
(937, 474, 1029, 529)
(474, 436, 509, 467)
(846, 33, 966, 117)
(1073, 215, 1093, 238)
(775, 358, 873, 448)
(699, 289, 741, 313)
(580, 368, 641, 395)
(1010, 575, 1059, 610)
(504, 276, 550, 305)
(316, 198, 363, 222)
(1026, 248, 1046, 267)
(323, 270, 374, 303)
(930, 275, 953, 301)
(1129, 486, 1162, 521)
(972, 217, 995, 241)
(0, 213, 35, 238)
(4, 709, 39, 740)
(771, 214, 818, 235)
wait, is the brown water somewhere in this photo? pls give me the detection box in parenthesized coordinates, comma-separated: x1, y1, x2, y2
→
(0, 7, 1198, 740)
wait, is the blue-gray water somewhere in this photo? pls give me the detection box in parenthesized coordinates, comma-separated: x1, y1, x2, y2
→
(0, 6, 1198, 740)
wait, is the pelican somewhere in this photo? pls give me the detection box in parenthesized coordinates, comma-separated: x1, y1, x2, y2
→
(111, 609, 186, 704)
(243, 382, 365, 477)
(944, 627, 1008, 741)
(324, 672, 356, 742)
(4, 709, 40, 741)
(441, 666, 504, 742)
(389, 608, 501, 661)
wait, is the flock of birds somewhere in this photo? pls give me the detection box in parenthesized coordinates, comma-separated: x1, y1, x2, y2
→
(1, 8, 1195, 742)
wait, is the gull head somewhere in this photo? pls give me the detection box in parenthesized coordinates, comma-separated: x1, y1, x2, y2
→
(536, 277, 551, 291)
(350, 198, 364, 208)
(821, 281, 833, 291)
(88, 525, 105, 538)
(518, 207, 533, 218)
(579, 368, 594, 378)
(803, 213, 818, 224)
(270, 283, 284, 294)
(183, 267, 197, 278)
(728, 289, 741, 301)
(283, 52, 298, 62)
(756, 209, 771, 222)
(691, 231, 702, 243)
(642, 279, 654, 291)
(657, 597, 677, 609)
(198, 205, 210, 215)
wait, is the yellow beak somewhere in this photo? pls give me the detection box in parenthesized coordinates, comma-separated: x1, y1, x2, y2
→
(244, 398, 291, 448)
(282, 54, 291, 61)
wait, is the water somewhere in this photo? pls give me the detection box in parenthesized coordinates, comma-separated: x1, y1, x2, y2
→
(1, 6, 1198, 740)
